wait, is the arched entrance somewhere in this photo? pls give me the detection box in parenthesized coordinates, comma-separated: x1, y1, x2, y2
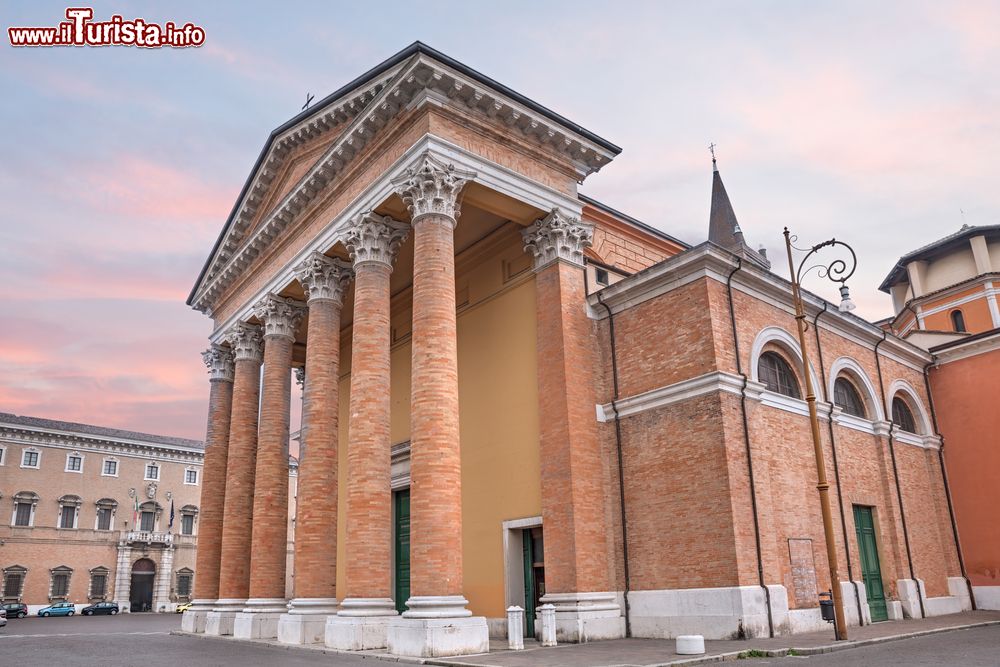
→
(130, 558, 156, 612)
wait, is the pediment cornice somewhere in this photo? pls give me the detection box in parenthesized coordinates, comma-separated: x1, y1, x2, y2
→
(190, 48, 618, 315)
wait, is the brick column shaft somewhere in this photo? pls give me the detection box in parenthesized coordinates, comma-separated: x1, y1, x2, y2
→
(294, 297, 342, 599)
(409, 215, 463, 598)
(193, 374, 234, 601)
(248, 333, 294, 599)
(535, 259, 610, 594)
(343, 261, 393, 599)
(218, 353, 261, 600)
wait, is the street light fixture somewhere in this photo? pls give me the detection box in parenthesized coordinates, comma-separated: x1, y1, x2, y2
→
(783, 227, 858, 641)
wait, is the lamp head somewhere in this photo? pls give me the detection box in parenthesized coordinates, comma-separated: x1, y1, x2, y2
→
(838, 284, 857, 313)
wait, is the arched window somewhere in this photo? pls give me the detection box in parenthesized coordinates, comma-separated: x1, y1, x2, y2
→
(950, 309, 967, 333)
(758, 351, 801, 399)
(892, 396, 918, 434)
(834, 377, 867, 418)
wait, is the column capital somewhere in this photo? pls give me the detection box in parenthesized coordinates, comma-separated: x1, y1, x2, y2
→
(392, 153, 475, 227)
(225, 322, 264, 363)
(294, 252, 353, 305)
(344, 213, 409, 269)
(202, 345, 235, 383)
(522, 209, 594, 271)
(253, 294, 306, 341)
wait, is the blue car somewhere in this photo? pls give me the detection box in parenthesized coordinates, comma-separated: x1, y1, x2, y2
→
(37, 602, 76, 617)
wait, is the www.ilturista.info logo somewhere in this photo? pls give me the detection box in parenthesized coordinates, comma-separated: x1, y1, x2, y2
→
(8, 7, 205, 48)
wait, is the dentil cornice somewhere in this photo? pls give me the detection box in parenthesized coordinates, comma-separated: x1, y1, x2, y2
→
(392, 152, 476, 227)
(294, 252, 353, 305)
(253, 294, 306, 340)
(522, 208, 594, 270)
(344, 212, 409, 268)
(201, 345, 235, 383)
(226, 322, 264, 362)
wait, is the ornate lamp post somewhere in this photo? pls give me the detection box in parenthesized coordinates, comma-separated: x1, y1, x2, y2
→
(783, 227, 857, 640)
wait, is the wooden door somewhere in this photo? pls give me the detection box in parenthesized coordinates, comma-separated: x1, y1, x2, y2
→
(853, 505, 888, 622)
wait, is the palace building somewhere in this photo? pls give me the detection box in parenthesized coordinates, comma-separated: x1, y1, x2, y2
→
(181, 43, 974, 657)
(0, 413, 203, 613)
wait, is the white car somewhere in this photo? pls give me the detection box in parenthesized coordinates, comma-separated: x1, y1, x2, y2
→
(0, 607, 6, 628)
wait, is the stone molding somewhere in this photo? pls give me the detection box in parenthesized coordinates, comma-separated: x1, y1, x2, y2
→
(201, 345, 235, 383)
(344, 212, 409, 268)
(226, 323, 264, 363)
(522, 209, 594, 271)
(252, 295, 306, 341)
(392, 153, 475, 227)
(294, 252, 353, 305)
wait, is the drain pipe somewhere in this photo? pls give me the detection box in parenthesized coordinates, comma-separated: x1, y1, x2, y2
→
(595, 290, 632, 638)
(874, 333, 925, 618)
(922, 362, 976, 610)
(812, 302, 865, 625)
(725, 258, 774, 638)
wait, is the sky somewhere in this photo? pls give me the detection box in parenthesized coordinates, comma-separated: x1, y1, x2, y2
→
(1, 1, 998, 440)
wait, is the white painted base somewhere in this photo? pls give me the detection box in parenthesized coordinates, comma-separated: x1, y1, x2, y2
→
(181, 609, 208, 633)
(897, 578, 969, 618)
(973, 585, 1000, 610)
(676, 635, 705, 655)
(841, 581, 871, 627)
(886, 600, 904, 620)
(204, 599, 246, 636)
(325, 597, 397, 650)
(948, 577, 974, 612)
(386, 615, 490, 658)
(276, 598, 338, 645)
(539, 591, 625, 642)
(628, 585, 786, 639)
(233, 598, 287, 640)
(897, 579, 923, 619)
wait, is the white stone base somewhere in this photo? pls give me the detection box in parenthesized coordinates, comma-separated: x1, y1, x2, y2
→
(539, 591, 625, 642)
(277, 598, 338, 645)
(841, 581, 871, 627)
(628, 585, 786, 640)
(181, 610, 208, 633)
(325, 597, 397, 650)
(204, 599, 246, 636)
(973, 585, 1000, 610)
(897, 578, 970, 618)
(886, 600, 904, 620)
(233, 598, 287, 640)
(387, 616, 490, 657)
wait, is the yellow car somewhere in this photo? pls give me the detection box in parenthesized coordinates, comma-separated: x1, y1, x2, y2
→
(176, 602, 193, 614)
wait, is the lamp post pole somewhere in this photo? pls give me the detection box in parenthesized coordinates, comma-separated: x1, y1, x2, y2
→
(783, 227, 857, 641)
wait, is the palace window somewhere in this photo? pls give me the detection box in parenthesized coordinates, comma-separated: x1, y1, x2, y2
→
(20, 448, 40, 469)
(834, 377, 867, 418)
(758, 351, 802, 399)
(102, 458, 118, 476)
(145, 463, 159, 481)
(175, 568, 193, 598)
(892, 396, 918, 434)
(65, 451, 83, 473)
(89, 567, 109, 599)
(0, 445, 6, 465)
(2, 566, 27, 601)
(49, 566, 72, 601)
(179, 505, 198, 536)
(95, 498, 117, 531)
(138, 501, 159, 532)
(11, 491, 38, 527)
(184, 467, 198, 485)
(950, 309, 967, 333)
(58, 495, 82, 529)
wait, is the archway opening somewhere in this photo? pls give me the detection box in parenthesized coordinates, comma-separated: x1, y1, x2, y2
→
(130, 558, 156, 612)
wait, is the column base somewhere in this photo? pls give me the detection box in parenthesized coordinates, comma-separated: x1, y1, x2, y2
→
(387, 596, 489, 657)
(325, 597, 397, 650)
(233, 598, 288, 640)
(205, 599, 246, 636)
(540, 591, 625, 643)
(181, 599, 216, 633)
(277, 598, 339, 645)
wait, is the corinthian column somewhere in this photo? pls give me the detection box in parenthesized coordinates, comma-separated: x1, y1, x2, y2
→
(523, 210, 623, 642)
(385, 154, 489, 658)
(326, 213, 408, 651)
(206, 323, 262, 636)
(183, 345, 235, 633)
(234, 295, 305, 640)
(277, 253, 353, 645)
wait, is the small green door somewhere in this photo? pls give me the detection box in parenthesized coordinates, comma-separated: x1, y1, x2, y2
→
(394, 489, 410, 614)
(853, 505, 888, 622)
(522, 527, 544, 638)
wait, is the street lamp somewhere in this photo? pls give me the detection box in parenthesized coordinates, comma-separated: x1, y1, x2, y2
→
(783, 227, 857, 641)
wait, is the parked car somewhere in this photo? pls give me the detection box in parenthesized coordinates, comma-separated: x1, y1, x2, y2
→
(0, 607, 6, 628)
(175, 602, 193, 614)
(38, 602, 76, 617)
(1, 603, 27, 619)
(82, 601, 119, 616)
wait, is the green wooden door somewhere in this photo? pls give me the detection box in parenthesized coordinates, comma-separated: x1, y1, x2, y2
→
(522, 529, 536, 637)
(853, 505, 888, 622)
(394, 489, 410, 614)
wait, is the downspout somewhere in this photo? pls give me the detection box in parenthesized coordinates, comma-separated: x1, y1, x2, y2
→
(874, 332, 925, 618)
(595, 290, 632, 637)
(725, 258, 774, 638)
(813, 302, 865, 625)
(922, 361, 976, 610)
